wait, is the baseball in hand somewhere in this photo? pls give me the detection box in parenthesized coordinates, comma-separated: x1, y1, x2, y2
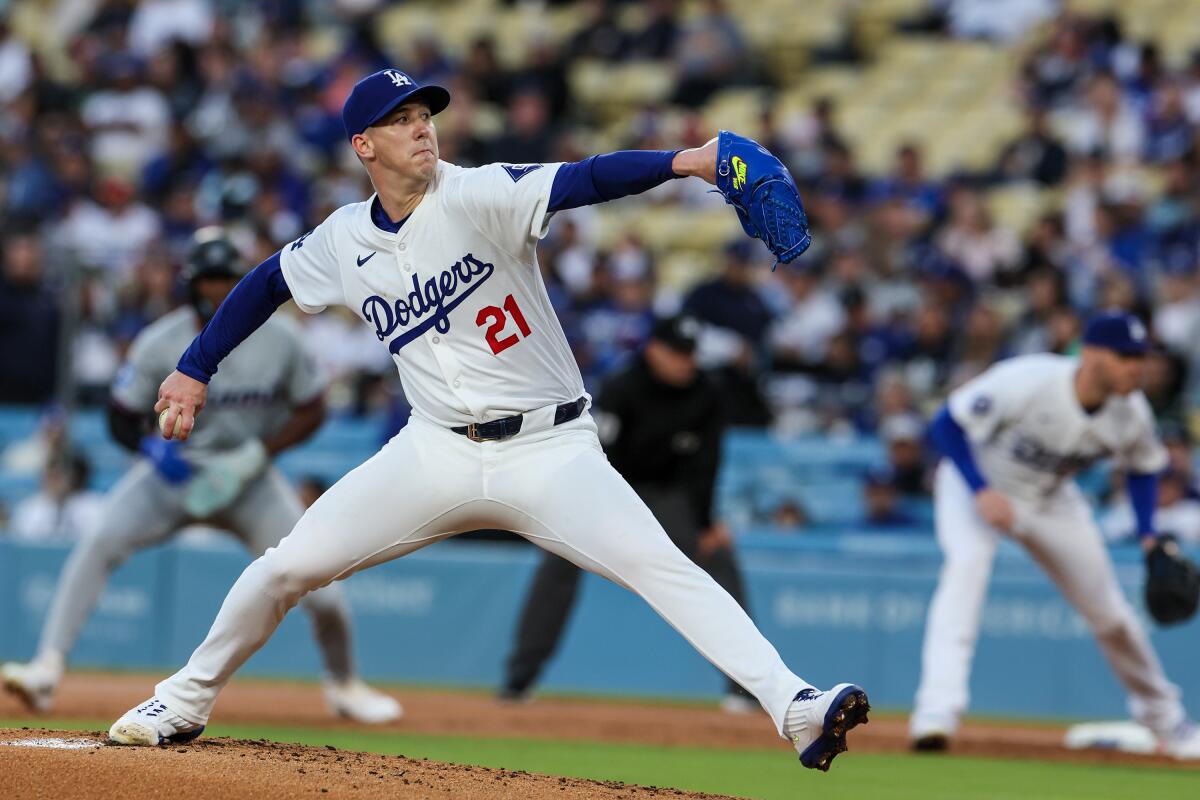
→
(159, 409, 184, 438)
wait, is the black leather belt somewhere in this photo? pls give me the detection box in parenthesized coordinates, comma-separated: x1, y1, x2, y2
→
(451, 397, 587, 442)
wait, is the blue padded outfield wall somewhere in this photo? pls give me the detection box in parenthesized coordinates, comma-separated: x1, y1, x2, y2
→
(2, 534, 1198, 722)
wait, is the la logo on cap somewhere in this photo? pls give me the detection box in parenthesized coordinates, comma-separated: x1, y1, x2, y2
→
(385, 70, 412, 88)
(1129, 318, 1146, 341)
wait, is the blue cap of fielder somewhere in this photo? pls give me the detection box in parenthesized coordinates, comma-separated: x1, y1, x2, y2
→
(341, 69, 451, 142)
(1083, 311, 1150, 355)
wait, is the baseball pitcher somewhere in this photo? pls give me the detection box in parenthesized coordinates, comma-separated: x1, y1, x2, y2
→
(103, 68, 866, 772)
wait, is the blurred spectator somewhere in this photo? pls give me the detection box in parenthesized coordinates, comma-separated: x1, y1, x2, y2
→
(951, 303, 1006, 384)
(945, 0, 1056, 42)
(870, 143, 942, 220)
(461, 36, 511, 107)
(511, 36, 570, 120)
(1144, 82, 1193, 163)
(671, 0, 747, 108)
(1022, 14, 1091, 107)
(770, 499, 810, 530)
(111, 247, 180, 345)
(628, 0, 680, 60)
(903, 302, 956, 397)
(567, 0, 628, 62)
(879, 412, 930, 496)
(1160, 425, 1200, 497)
(127, 0, 214, 57)
(1140, 347, 1188, 430)
(768, 264, 844, 369)
(683, 240, 773, 350)
(541, 215, 599, 297)
(0, 231, 60, 404)
(1152, 257, 1200, 354)
(482, 86, 556, 164)
(1010, 267, 1069, 354)
(1059, 72, 1144, 162)
(57, 177, 161, 280)
(860, 466, 917, 529)
(1184, 50, 1200, 122)
(993, 105, 1069, 185)
(0, 16, 33, 103)
(142, 121, 214, 204)
(81, 52, 171, 174)
(9, 452, 103, 542)
(577, 271, 656, 384)
(936, 186, 1021, 283)
(0, 407, 69, 476)
(1016, 214, 1071, 280)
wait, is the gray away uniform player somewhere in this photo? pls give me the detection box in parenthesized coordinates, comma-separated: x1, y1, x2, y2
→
(910, 312, 1200, 759)
(105, 69, 869, 773)
(1, 230, 400, 725)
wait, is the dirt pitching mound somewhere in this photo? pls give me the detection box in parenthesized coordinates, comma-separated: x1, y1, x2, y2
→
(0, 727, 738, 800)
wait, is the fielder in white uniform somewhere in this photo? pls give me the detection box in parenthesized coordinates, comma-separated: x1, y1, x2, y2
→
(910, 312, 1200, 758)
(105, 69, 870, 772)
(2, 230, 399, 725)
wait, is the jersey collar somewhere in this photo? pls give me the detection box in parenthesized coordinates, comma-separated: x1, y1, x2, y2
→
(370, 195, 409, 233)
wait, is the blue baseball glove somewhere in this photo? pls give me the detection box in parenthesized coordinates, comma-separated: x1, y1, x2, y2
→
(714, 130, 812, 268)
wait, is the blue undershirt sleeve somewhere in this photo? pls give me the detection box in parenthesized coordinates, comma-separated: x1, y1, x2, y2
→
(1126, 471, 1159, 540)
(928, 405, 988, 493)
(177, 251, 292, 384)
(548, 150, 682, 212)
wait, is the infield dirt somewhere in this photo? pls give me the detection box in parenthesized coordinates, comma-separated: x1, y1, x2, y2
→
(0, 673, 1195, 799)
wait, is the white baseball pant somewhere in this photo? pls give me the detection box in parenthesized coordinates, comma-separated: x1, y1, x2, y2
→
(154, 413, 811, 736)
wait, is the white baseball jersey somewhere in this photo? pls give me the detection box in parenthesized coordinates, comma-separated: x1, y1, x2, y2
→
(113, 307, 323, 456)
(279, 160, 585, 427)
(947, 353, 1167, 505)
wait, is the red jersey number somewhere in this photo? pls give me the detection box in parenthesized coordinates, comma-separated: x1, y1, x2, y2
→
(477, 294, 533, 355)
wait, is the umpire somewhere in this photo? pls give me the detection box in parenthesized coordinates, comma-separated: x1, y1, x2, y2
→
(500, 315, 756, 709)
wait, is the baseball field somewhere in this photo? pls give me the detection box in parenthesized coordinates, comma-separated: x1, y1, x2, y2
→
(2, 673, 1197, 799)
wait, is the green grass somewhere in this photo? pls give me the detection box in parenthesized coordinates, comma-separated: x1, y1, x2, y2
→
(4, 718, 1194, 800)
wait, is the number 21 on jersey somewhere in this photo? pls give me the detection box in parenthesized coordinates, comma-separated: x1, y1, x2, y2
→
(476, 294, 533, 355)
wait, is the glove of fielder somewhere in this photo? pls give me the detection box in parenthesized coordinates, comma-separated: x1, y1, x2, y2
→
(1144, 534, 1200, 625)
(713, 130, 812, 268)
(184, 438, 268, 519)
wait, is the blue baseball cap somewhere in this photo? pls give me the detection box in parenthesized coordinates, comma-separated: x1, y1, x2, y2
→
(1083, 311, 1150, 355)
(341, 69, 450, 142)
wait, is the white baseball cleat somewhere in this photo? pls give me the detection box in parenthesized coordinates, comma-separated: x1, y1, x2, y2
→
(108, 697, 205, 746)
(324, 679, 403, 724)
(1, 661, 58, 714)
(784, 683, 870, 771)
(1163, 721, 1200, 760)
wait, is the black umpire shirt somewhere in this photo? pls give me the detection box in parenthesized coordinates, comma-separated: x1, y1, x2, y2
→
(596, 354, 723, 530)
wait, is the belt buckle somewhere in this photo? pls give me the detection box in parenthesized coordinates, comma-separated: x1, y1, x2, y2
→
(465, 423, 485, 443)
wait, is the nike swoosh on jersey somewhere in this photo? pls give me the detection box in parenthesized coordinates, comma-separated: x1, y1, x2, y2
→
(357, 252, 377, 267)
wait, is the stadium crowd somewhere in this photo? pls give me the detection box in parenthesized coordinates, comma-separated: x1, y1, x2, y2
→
(1, 1, 1200, 540)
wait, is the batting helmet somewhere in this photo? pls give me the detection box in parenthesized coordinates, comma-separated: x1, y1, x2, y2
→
(185, 227, 245, 321)
(184, 227, 245, 284)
